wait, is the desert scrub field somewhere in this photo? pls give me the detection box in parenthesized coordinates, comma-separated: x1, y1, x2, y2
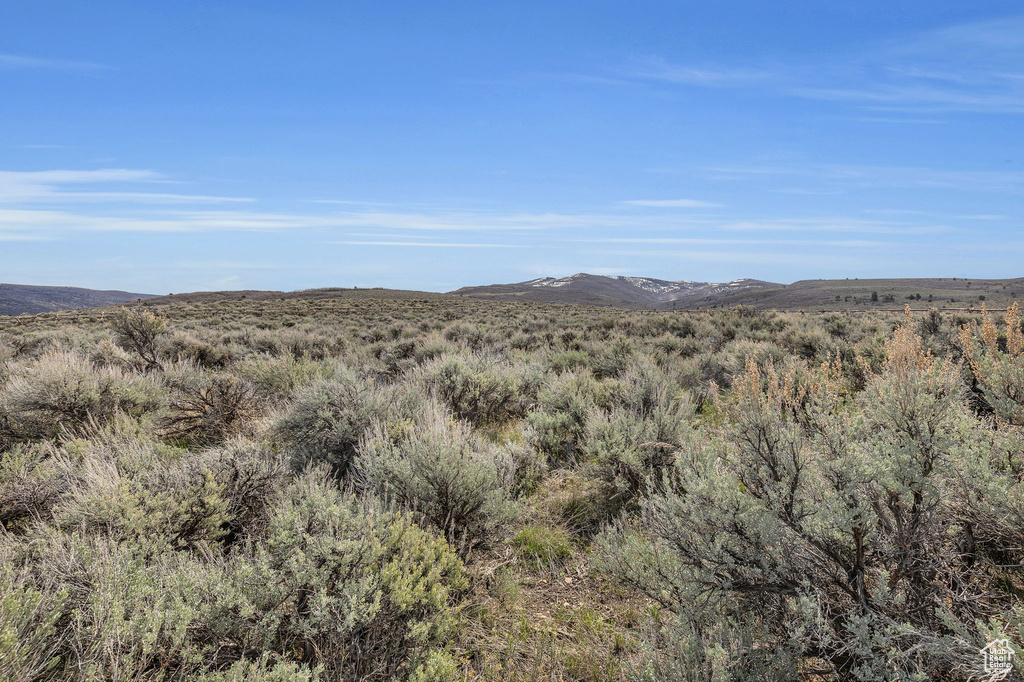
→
(1, 296, 1023, 681)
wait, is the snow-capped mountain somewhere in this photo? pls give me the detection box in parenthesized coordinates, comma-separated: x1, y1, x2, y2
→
(450, 273, 781, 308)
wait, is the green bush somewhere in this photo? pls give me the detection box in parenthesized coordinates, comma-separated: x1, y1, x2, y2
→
(10, 470, 466, 680)
(0, 560, 67, 681)
(236, 354, 334, 402)
(418, 354, 540, 426)
(274, 366, 425, 476)
(161, 332, 233, 368)
(526, 371, 609, 464)
(205, 471, 467, 679)
(591, 338, 634, 379)
(356, 409, 516, 552)
(191, 657, 322, 682)
(0, 443, 69, 531)
(581, 406, 683, 512)
(52, 435, 281, 549)
(597, 325, 1008, 680)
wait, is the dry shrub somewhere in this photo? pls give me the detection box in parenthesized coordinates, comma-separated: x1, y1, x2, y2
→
(161, 367, 263, 446)
(960, 302, 1024, 426)
(0, 351, 162, 440)
(0, 443, 69, 531)
(53, 432, 282, 549)
(110, 307, 166, 372)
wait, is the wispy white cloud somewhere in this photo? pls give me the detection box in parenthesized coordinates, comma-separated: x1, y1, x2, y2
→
(899, 16, 1024, 56)
(622, 198, 723, 208)
(0, 164, 994, 289)
(0, 53, 109, 71)
(619, 57, 768, 86)
(0, 169, 256, 205)
(522, 264, 631, 278)
(0, 169, 159, 185)
(0, 232, 52, 242)
(604, 16, 1024, 114)
(583, 248, 868, 268)
(327, 240, 521, 248)
(795, 82, 1024, 114)
(0, 169, 161, 202)
(715, 217, 951, 235)
(705, 163, 1024, 195)
(579, 236, 890, 248)
(171, 261, 282, 271)
(49, 192, 254, 204)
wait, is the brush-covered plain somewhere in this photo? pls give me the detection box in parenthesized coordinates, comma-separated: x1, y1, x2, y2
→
(1, 296, 1023, 681)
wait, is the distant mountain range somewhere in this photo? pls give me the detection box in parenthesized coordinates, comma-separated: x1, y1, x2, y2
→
(4, 275, 1024, 316)
(450, 274, 1024, 310)
(0, 284, 154, 316)
(450, 273, 782, 308)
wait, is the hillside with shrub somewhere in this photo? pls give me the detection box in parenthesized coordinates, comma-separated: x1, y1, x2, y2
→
(0, 284, 154, 316)
(1, 297, 1023, 680)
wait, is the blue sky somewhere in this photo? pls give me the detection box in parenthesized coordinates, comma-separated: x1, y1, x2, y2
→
(3, 1, 1024, 293)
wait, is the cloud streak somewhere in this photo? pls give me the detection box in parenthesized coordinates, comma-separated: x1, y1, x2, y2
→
(0, 169, 256, 205)
(0, 167, 977, 241)
(0, 53, 109, 71)
(622, 199, 723, 208)
(607, 16, 1024, 114)
(619, 57, 768, 87)
(705, 163, 1024, 195)
(327, 240, 522, 248)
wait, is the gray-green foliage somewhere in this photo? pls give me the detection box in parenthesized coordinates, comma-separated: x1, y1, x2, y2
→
(199, 471, 467, 679)
(598, 327, 1024, 680)
(418, 354, 541, 426)
(356, 407, 517, 551)
(526, 370, 609, 464)
(3, 469, 465, 681)
(53, 434, 282, 550)
(0, 443, 69, 530)
(0, 351, 162, 440)
(4, 291, 1024, 679)
(0, 559, 67, 681)
(274, 366, 425, 476)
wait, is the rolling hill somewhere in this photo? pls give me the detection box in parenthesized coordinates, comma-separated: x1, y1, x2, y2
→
(0, 284, 154, 316)
(449, 274, 782, 308)
(7, 275, 1022, 317)
(450, 274, 1024, 310)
